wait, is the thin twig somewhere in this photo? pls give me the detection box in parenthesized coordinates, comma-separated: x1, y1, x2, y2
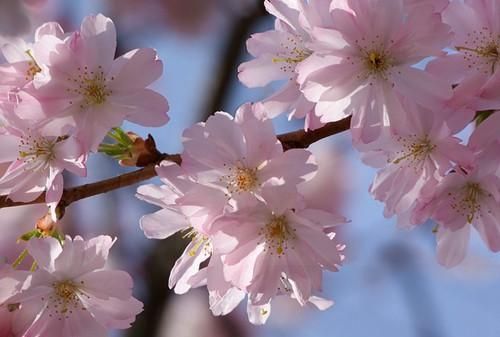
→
(0, 118, 351, 210)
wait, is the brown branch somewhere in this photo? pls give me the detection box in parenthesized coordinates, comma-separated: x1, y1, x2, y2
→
(202, 2, 267, 121)
(0, 118, 350, 210)
(278, 116, 352, 150)
(0, 154, 182, 209)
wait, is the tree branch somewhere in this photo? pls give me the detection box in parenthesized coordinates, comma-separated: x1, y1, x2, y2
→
(202, 2, 267, 121)
(0, 118, 350, 210)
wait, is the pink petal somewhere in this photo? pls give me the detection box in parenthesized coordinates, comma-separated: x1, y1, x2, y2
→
(78, 270, 133, 300)
(139, 209, 188, 239)
(436, 224, 470, 268)
(27, 237, 62, 272)
(78, 14, 117, 72)
(111, 88, 169, 127)
(109, 48, 163, 92)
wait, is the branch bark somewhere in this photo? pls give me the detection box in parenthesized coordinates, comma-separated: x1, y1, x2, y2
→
(0, 118, 350, 210)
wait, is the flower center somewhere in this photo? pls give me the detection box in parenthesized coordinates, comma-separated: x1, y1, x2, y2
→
(450, 182, 485, 224)
(51, 280, 82, 315)
(272, 36, 312, 73)
(391, 135, 435, 168)
(364, 49, 392, 77)
(456, 27, 500, 74)
(67, 66, 112, 108)
(260, 215, 295, 256)
(222, 166, 259, 194)
(54, 281, 78, 301)
(272, 49, 311, 65)
(18, 135, 57, 164)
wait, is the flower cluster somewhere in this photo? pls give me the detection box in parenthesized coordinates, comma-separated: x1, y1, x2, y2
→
(2, 0, 500, 332)
(137, 103, 346, 324)
(0, 236, 142, 337)
(240, 0, 500, 268)
(0, 14, 169, 213)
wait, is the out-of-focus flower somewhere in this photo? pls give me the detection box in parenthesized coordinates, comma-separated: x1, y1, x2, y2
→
(0, 0, 32, 38)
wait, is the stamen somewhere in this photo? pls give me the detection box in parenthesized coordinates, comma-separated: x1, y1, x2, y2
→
(455, 27, 500, 74)
(51, 281, 81, 315)
(259, 215, 295, 256)
(221, 165, 259, 194)
(391, 135, 435, 170)
(18, 134, 57, 164)
(24, 49, 42, 81)
(364, 49, 392, 76)
(67, 65, 112, 108)
(272, 36, 311, 74)
(450, 182, 485, 223)
(182, 228, 210, 257)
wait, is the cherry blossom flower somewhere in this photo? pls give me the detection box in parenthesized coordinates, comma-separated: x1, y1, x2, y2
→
(0, 22, 65, 93)
(182, 103, 317, 200)
(238, 0, 334, 129)
(419, 145, 500, 267)
(136, 161, 229, 295)
(214, 184, 344, 308)
(192, 256, 334, 325)
(0, 109, 86, 210)
(428, 0, 500, 84)
(297, 0, 452, 143)
(358, 102, 473, 228)
(7, 236, 143, 337)
(19, 14, 170, 151)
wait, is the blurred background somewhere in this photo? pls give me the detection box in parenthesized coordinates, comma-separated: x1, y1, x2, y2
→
(1, 1, 499, 336)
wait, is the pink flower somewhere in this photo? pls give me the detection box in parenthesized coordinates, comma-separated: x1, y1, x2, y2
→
(429, 0, 500, 80)
(238, 0, 333, 129)
(420, 145, 500, 267)
(194, 257, 334, 325)
(136, 161, 229, 294)
(8, 236, 143, 337)
(215, 184, 344, 307)
(182, 103, 317, 201)
(136, 102, 347, 323)
(0, 109, 86, 210)
(358, 102, 473, 228)
(297, 0, 452, 143)
(19, 14, 169, 151)
(0, 22, 65, 93)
